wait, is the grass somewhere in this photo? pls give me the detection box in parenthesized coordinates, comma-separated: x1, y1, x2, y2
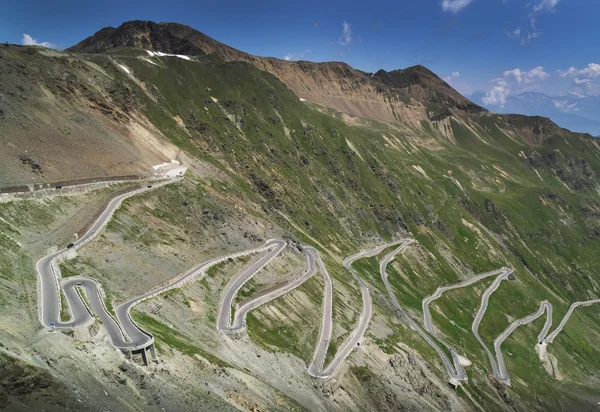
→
(59, 290, 71, 321)
(59, 262, 81, 278)
(7, 48, 598, 410)
(243, 274, 323, 362)
(131, 309, 231, 368)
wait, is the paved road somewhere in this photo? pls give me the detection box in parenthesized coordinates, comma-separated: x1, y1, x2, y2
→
(422, 268, 508, 366)
(37, 179, 179, 331)
(543, 299, 600, 343)
(36, 176, 600, 382)
(216, 239, 287, 332)
(308, 242, 406, 378)
(115, 240, 282, 349)
(493, 301, 552, 383)
(379, 239, 468, 382)
(471, 268, 514, 380)
(37, 176, 279, 350)
(214, 241, 399, 378)
(225, 249, 318, 331)
(306, 247, 334, 377)
(62, 277, 143, 348)
(492, 298, 600, 383)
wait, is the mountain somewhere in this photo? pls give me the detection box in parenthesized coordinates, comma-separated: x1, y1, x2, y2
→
(69, 21, 484, 125)
(471, 90, 600, 136)
(67, 20, 246, 59)
(1, 20, 600, 412)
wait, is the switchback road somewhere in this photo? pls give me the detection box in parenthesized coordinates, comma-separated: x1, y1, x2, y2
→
(379, 239, 468, 383)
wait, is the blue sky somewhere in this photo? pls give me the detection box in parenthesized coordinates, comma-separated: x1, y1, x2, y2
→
(1, 0, 599, 103)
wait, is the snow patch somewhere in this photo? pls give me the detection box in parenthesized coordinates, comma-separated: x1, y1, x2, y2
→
(152, 160, 186, 177)
(117, 64, 131, 74)
(164, 166, 187, 177)
(146, 50, 191, 61)
(152, 159, 180, 170)
(141, 57, 159, 66)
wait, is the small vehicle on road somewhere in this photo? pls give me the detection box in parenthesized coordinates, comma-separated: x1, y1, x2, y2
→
(67, 243, 74, 249)
(76, 281, 83, 286)
(147, 185, 153, 188)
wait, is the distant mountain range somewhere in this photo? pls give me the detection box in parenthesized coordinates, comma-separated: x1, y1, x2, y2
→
(469, 91, 600, 137)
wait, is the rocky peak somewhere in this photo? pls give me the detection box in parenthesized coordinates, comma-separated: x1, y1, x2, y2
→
(373, 65, 484, 114)
(67, 20, 241, 57)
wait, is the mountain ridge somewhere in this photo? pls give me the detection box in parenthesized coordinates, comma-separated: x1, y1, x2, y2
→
(68, 20, 487, 127)
(470, 90, 600, 136)
(65, 20, 597, 147)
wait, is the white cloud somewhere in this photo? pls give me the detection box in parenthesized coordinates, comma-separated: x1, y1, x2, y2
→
(21, 33, 55, 48)
(531, 0, 560, 15)
(552, 99, 579, 113)
(558, 64, 600, 96)
(503, 66, 549, 83)
(338, 21, 352, 46)
(483, 80, 510, 106)
(443, 72, 460, 83)
(520, 30, 541, 45)
(483, 66, 549, 106)
(283, 49, 312, 61)
(504, 0, 560, 45)
(441, 0, 474, 13)
(505, 26, 541, 45)
(558, 63, 600, 79)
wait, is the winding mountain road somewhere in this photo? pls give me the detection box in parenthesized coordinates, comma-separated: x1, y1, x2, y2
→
(224, 249, 318, 332)
(37, 177, 281, 350)
(421, 268, 510, 373)
(492, 298, 600, 383)
(470, 268, 514, 379)
(379, 239, 469, 382)
(216, 239, 287, 333)
(34, 178, 600, 383)
(37, 179, 179, 331)
(215, 239, 404, 379)
(35, 177, 400, 376)
(543, 299, 600, 343)
(493, 301, 552, 383)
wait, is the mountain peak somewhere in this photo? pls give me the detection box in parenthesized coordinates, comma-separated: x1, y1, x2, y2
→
(372, 65, 484, 115)
(67, 20, 240, 57)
